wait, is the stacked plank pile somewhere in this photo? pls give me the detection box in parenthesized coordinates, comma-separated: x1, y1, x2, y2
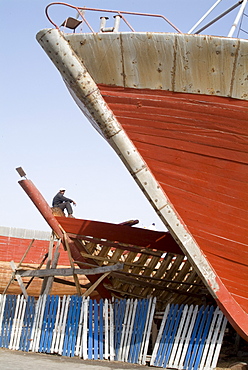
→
(0, 294, 227, 369)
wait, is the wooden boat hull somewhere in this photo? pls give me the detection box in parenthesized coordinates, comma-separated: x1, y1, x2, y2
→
(0, 227, 91, 298)
(36, 29, 248, 339)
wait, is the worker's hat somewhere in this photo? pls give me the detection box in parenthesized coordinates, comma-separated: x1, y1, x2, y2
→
(59, 187, 66, 191)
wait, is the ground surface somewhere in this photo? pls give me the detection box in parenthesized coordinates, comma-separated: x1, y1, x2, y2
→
(1, 347, 248, 370)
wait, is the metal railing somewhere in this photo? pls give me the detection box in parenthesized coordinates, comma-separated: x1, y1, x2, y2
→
(45, 2, 182, 34)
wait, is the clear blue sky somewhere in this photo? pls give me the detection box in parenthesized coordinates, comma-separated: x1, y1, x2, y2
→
(0, 0, 244, 232)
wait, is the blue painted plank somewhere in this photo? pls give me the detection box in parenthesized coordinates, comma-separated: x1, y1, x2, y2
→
(63, 295, 74, 356)
(99, 299, 104, 360)
(47, 296, 58, 353)
(93, 300, 99, 360)
(70, 296, 81, 357)
(128, 299, 146, 363)
(191, 306, 215, 370)
(184, 305, 205, 369)
(163, 304, 184, 368)
(114, 299, 126, 360)
(24, 296, 36, 352)
(43, 295, 53, 352)
(39, 295, 50, 352)
(67, 295, 76, 356)
(3, 295, 16, 348)
(19, 296, 36, 351)
(88, 299, 93, 360)
(157, 304, 179, 367)
(153, 304, 174, 366)
(132, 299, 149, 364)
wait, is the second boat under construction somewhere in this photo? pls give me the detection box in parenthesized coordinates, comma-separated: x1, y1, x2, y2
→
(36, 2, 248, 340)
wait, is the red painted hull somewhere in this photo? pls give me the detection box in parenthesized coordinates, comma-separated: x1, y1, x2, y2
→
(99, 85, 248, 334)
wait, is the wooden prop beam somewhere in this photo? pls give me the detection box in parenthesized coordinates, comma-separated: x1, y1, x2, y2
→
(16, 262, 124, 278)
(9, 261, 28, 300)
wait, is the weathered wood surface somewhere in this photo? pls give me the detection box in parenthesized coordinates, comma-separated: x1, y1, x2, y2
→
(15, 263, 123, 278)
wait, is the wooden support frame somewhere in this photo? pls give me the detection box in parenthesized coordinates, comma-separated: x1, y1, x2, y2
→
(61, 228, 82, 296)
(3, 238, 35, 294)
(40, 234, 61, 296)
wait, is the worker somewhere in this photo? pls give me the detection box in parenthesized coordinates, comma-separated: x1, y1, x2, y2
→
(52, 188, 76, 218)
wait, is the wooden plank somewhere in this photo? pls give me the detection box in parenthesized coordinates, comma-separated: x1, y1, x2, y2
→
(165, 304, 184, 366)
(82, 296, 89, 359)
(40, 234, 54, 295)
(9, 261, 28, 300)
(47, 296, 59, 353)
(210, 314, 228, 370)
(114, 299, 126, 360)
(184, 305, 205, 369)
(109, 301, 115, 361)
(167, 304, 189, 367)
(93, 299, 99, 360)
(9, 294, 20, 350)
(53, 295, 65, 354)
(16, 262, 124, 277)
(15, 295, 26, 350)
(82, 272, 111, 298)
(192, 306, 215, 370)
(72, 296, 82, 357)
(203, 310, 227, 370)
(75, 296, 84, 356)
(117, 299, 129, 361)
(124, 299, 138, 362)
(140, 297, 157, 365)
(88, 299, 93, 359)
(99, 299, 104, 360)
(178, 305, 199, 369)
(29, 295, 42, 352)
(118, 299, 129, 361)
(58, 296, 70, 355)
(42, 238, 61, 296)
(20, 296, 35, 352)
(50, 296, 61, 354)
(104, 298, 109, 360)
(132, 299, 149, 363)
(63, 232, 82, 296)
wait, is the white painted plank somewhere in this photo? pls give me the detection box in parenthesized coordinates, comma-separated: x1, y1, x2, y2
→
(58, 295, 70, 355)
(109, 301, 115, 361)
(120, 299, 133, 362)
(203, 309, 224, 370)
(141, 297, 157, 365)
(210, 314, 228, 370)
(178, 305, 199, 369)
(82, 296, 89, 360)
(199, 306, 219, 370)
(104, 298, 109, 360)
(14, 296, 26, 350)
(167, 304, 189, 368)
(50, 296, 61, 353)
(117, 299, 130, 361)
(150, 303, 170, 366)
(30, 295, 43, 352)
(75, 297, 84, 356)
(124, 299, 138, 362)
(9, 295, 20, 350)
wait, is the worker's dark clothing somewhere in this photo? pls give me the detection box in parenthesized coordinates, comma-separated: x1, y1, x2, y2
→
(52, 192, 73, 215)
